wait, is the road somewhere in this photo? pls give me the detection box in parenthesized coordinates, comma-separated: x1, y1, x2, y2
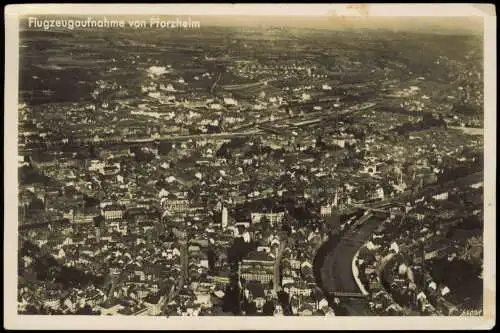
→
(161, 240, 188, 313)
(219, 78, 277, 91)
(210, 72, 223, 93)
(273, 239, 287, 292)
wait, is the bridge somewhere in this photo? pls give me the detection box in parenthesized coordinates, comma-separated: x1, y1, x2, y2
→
(257, 125, 294, 138)
(349, 212, 374, 229)
(326, 291, 366, 299)
(352, 205, 405, 216)
(219, 78, 277, 91)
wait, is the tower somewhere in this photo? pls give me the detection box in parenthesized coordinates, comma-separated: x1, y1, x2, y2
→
(222, 206, 228, 230)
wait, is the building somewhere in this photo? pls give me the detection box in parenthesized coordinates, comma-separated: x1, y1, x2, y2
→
(43, 289, 62, 310)
(241, 269, 273, 285)
(223, 97, 238, 106)
(245, 281, 266, 309)
(125, 207, 152, 223)
(88, 160, 105, 172)
(424, 242, 450, 260)
(162, 195, 189, 215)
(436, 297, 460, 315)
(95, 227, 101, 243)
(320, 205, 332, 217)
(432, 192, 449, 201)
(102, 204, 125, 220)
(207, 275, 231, 289)
(250, 212, 285, 226)
(241, 252, 274, 285)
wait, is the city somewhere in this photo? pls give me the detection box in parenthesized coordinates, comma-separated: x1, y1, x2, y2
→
(16, 16, 484, 317)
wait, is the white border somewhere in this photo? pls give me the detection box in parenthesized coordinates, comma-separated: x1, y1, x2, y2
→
(4, 4, 496, 330)
(2, 3, 495, 16)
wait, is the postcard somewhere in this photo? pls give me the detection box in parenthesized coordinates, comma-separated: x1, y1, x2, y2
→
(4, 3, 496, 330)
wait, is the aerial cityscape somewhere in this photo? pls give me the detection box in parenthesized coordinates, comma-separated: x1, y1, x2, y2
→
(16, 15, 484, 317)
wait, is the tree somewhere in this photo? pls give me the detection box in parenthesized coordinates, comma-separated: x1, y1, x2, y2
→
(216, 143, 231, 159)
(228, 237, 255, 263)
(206, 248, 217, 273)
(134, 150, 154, 163)
(158, 141, 173, 155)
(331, 301, 349, 316)
(259, 216, 271, 233)
(278, 290, 292, 315)
(222, 284, 240, 315)
(262, 300, 275, 316)
(83, 195, 100, 209)
(23, 305, 40, 315)
(77, 304, 95, 315)
(313, 288, 324, 302)
(246, 300, 258, 315)
(88, 143, 99, 158)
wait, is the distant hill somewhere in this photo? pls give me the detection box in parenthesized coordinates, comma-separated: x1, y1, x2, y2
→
(19, 14, 483, 36)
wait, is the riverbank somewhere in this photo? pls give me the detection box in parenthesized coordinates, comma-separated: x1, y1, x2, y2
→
(351, 246, 369, 296)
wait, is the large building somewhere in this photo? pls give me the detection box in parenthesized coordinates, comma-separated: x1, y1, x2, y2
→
(102, 204, 125, 220)
(241, 252, 275, 285)
(250, 212, 285, 226)
(161, 195, 189, 215)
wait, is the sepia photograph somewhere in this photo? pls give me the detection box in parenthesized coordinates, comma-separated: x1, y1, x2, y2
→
(4, 3, 496, 330)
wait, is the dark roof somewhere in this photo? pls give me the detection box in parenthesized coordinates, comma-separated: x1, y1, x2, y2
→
(93, 215, 105, 223)
(246, 281, 266, 299)
(103, 204, 125, 211)
(144, 293, 161, 304)
(424, 238, 452, 252)
(32, 153, 56, 163)
(243, 251, 274, 263)
(126, 207, 148, 216)
(413, 205, 436, 215)
(19, 218, 71, 231)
